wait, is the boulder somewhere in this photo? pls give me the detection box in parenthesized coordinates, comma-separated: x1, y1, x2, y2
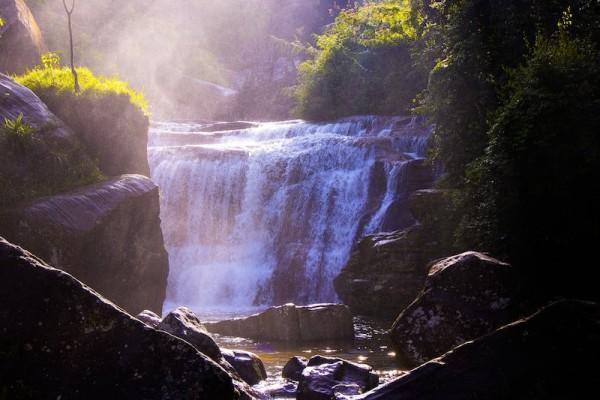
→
(136, 309, 161, 328)
(150, 308, 267, 400)
(282, 356, 308, 381)
(0, 0, 46, 74)
(0, 175, 169, 315)
(0, 73, 70, 138)
(157, 307, 222, 362)
(39, 92, 151, 176)
(354, 300, 600, 400)
(334, 226, 436, 320)
(0, 237, 242, 399)
(222, 349, 267, 385)
(390, 252, 522, 366)
(206, 303, 354, 342)
(297, 356, 379, 400)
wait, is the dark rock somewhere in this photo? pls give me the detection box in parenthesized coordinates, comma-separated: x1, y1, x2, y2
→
(355, 300, 600, 400)
(0, 237, 242, 399)
(390, 252, 522, 366)
(157, 307, 222, 361)
(307, 356, 379, 390)
(334, 226, 435, 320)
(298, 362, 342, 400)
(36, 90, 151, 176)
(0, 175, 169, 315)
(377, 159, 435, 232)
(136, 309, 162, 327)
(0, 73, 73, 139)
(263, 382, 298, 398)
(222, 349, 267, 385)
(282, 356, 308, 381)
(297, 356, 379, 400)
(335, 189, 455, 320)
(0, 0, 46, 74)
(206, 303, 354, 342)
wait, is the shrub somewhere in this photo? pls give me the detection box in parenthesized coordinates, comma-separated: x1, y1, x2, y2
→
(14, 54, 150, 176)
(295, 0, 426, 120)
(15, 53, 148, 113)
(0, 115, 103, 208)
(2, 114, 36, 154)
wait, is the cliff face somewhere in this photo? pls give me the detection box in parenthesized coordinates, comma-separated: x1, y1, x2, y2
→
(0, 175, 169, 314)
(1, 76, 169, 314)
(334, 190, 453, 320)
(0, 0, 46, 74)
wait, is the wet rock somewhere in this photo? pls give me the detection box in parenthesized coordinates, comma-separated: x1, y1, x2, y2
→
(335, 188, 455, 320)
(390, 252, 522, 366)
(262, 382, 298, 398)
(297, 356, 379, 400)
(355, 300, 600, 400)
(0, 237, 241, 399)
(282, 356, 308, 381)
(158, 307, 221, 361)
(307, 356, 379, 390)
(222, 349, 267, 385)
(298, 362, 342, 400)
(334, 226, 434, 319)
(206, 303, 354, 342)
(136, 309, 161, 328)
(0, 0, 46, 74)
(0, 175, 169, 315)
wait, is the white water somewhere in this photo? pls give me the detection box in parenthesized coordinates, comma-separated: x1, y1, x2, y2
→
(149, 116, 431, 313)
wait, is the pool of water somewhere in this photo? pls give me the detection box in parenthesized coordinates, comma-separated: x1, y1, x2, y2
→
(194, 308, 408, 397)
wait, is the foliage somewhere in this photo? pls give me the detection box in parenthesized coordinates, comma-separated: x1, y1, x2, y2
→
(295, 0, 426, 120)
(0, 115, 102, 209)
(13, 54, 150, 177)
(411, 0, 600, 299)
(14, 53, 148, 113)
(2, 114, 36, 154)
(458, 33, 600, 297)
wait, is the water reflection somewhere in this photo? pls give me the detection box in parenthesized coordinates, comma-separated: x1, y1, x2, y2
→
(199, 311, 409, 394)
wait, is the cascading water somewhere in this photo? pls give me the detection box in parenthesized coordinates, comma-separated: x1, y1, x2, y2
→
(149, 116, 432, 312)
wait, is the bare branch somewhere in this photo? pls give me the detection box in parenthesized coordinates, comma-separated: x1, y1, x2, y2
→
(62, 0, 75, 15)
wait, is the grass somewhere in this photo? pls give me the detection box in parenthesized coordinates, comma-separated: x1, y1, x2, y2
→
(14, 55, 148, 114)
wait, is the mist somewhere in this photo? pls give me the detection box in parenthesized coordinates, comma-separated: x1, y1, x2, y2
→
(27, 0, 350, 119)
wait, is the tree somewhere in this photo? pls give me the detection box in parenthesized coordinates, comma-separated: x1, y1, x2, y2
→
(62, 0, 80, 93)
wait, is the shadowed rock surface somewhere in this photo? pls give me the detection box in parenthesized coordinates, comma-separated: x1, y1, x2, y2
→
(390, 252, 523, 366)
(0, 73, 72, 139)
(222, 349, 267, 385)
(0, 237, 242, 399)
(335, 226, 432, 320)
(136, 309, 162, 328)
(282, 356, 308, 381)
(158, 307, 222, 361)
(335, 189, 452, 320)
(0, 175, 169, 314)
(355, 300, 600, 400)
(206, 303, 354, 342)
(0, 0, 46, 74)
(297, 355, 379, 400)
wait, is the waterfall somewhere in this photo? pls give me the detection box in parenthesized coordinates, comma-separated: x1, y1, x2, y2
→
(149, 116, 432, 312)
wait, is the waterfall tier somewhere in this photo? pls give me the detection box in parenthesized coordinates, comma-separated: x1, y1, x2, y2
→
(149, 116, 432, 312)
